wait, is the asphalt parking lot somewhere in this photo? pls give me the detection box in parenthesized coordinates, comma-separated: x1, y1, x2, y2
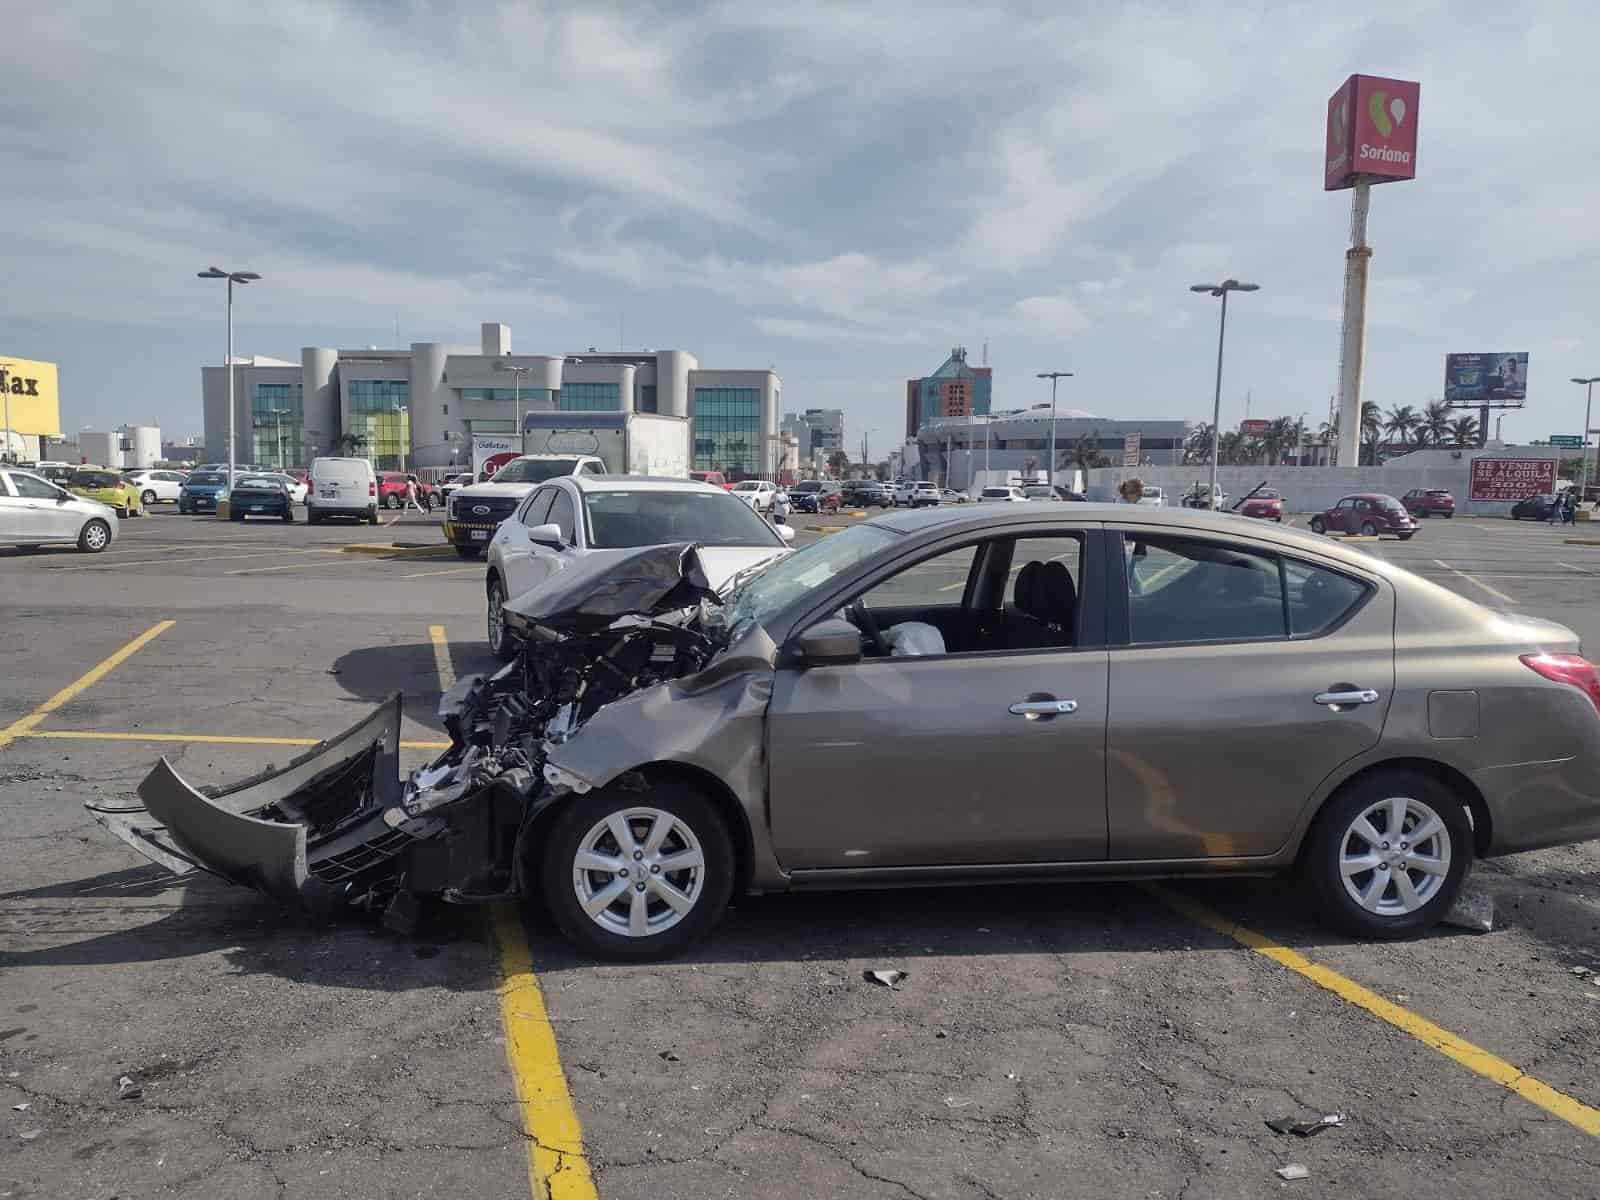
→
(5, 504, 1600, 1199)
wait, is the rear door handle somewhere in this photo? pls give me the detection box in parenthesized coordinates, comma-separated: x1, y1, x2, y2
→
(1314, 689, 1380, 706)
(1009, 699, 1078, 718)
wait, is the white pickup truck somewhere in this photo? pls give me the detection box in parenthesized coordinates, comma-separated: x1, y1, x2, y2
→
(444, 454, 607, 559)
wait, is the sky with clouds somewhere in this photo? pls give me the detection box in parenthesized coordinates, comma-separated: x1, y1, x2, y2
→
(5, 1, 1596, 457)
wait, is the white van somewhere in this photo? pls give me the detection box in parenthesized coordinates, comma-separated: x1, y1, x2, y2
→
(306, 457, 379, 525)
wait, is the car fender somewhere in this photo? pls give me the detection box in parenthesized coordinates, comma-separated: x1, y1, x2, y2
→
(543, 626, 788, 890)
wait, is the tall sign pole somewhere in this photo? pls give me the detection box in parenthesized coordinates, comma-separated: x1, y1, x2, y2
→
(1325, 75, 1420, 466)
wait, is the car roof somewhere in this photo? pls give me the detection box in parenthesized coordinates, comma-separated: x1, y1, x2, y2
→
(565, 475, 727, 495)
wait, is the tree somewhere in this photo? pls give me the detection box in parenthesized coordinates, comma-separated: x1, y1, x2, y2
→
(1261, 416, 1298, 465)
(336, 432, 368, 456)
(1360, 402, 1383, 465)
(1184, 424, 1215, 465)
(1383, 404, 1419, 449)
(1070, 430, 1110, 471)
(826, 449, 850, 477)
(1449, 415, 1479, 447)
(1419, 400, 1451, 448)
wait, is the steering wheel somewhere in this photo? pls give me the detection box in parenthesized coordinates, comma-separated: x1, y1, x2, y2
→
(848, 600, 892, 656)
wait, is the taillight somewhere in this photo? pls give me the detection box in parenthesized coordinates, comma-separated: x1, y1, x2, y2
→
(369, 481, 376, 496)
(1521, 653, 1600, 716)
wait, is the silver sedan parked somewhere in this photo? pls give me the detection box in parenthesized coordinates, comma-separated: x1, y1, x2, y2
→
(0, 468, 118, 553)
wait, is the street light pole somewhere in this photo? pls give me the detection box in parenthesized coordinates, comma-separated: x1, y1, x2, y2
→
(0, 361, 12, 465)
(496, 360, 532, 452)
(1036, 371, 1073, 487)
(1573, 376, 1600, 500)
(1190, 279, 1260, 509)
(197, 267, 260, 489)
(394, 404, 409, 474)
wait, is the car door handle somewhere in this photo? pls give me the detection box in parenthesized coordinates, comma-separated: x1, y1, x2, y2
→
(1314, 688, 1380, 706)
(1009, 699, 1078, 717)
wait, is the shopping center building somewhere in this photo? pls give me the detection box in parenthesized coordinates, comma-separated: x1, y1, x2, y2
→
(911, 411, 1194, 490)
(200, 324, 782, 476)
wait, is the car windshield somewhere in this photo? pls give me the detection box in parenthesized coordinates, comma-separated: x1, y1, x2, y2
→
(188, 472, 226, 486)
(583, 490, 778, 549)
(732, 481, 762, 491)
(1144, 487, 1164, 498)
(791, 482, 821, 493)
(1023, 486, 1053, 498)
(492, 458, 581, 484)
(717, 523, 896, 640)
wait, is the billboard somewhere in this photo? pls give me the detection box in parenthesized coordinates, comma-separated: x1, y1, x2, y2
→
(0, 356, 62, 437)
(1469, 457, 1556, 502)
(1445, 352, 1529, 407)
(470, 434, 517, 479)
(1121, 431, 1141, 467)
(1326, 75, 1420, 190)
(1239, 418, 1271, 436)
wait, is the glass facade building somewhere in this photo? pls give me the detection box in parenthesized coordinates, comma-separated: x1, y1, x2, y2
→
(692, 387, 761, 475)
(559, 382, 621, 412)
(251, 382, 304, 467)
(347, 379, 411, 470)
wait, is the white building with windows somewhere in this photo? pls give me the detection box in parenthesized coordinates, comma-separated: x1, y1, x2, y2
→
(201, 323, 782, 477)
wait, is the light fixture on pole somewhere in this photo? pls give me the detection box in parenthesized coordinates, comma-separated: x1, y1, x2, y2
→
(1190, 279, 1260, 509)
(496, 360, 532, 450)
(1572, 376, 1600, 500)
(1036, 371, 1073, 488)
(197, 267, 261, 489)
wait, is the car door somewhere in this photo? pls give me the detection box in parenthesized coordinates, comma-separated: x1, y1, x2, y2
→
(497, 486, 558, 599)
(1105, 528, 1393, 860)
(766, 526, 1110, 869)
(7, 471, 77, 538)
(0, 472, 31, 538)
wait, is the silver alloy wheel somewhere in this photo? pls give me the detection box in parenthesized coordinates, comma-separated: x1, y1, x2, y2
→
(1339, 794, 1451, 916)
(82, 522, 109, 550)
(572, 807, 705, 938)
(486, 579, 505, 652)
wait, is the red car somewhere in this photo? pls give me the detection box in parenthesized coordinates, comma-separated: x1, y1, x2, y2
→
(376, 472, 437, 510)
(1402, 488, 1455, 518)
(689, 470, 734, 491)
(1309, 493, 1416, 540)
(1235, 487, 1283, 521)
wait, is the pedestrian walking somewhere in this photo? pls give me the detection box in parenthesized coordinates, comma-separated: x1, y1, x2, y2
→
(771, 487, 790, 525)
(405, 475, 428, 515)
(1564, 490, 1578, 525)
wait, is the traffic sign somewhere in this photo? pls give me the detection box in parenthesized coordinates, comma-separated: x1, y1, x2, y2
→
(1550, 435, 1583, 448)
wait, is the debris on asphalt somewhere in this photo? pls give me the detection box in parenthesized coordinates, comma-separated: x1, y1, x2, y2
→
(1275, 1163, 1310, 1181)
(863, 969, 908, 990)
(658, 1050, 680, 1062)
(1441, 884, 1494, 933)
(116, 1074, 143, 1100)
(1266, 1113, 1345, 1137)
(10, 1103, 28, 1112)
(1570, 966, 1593, 978)
(943, 1096, 974, 1109)
(18, 1130, 42, 1141)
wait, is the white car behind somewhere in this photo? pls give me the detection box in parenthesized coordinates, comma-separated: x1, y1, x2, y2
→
(124, 470, 186, 506)
(977, 486, 1028, 503)
(731, 479, 781, 513)
(484, 476, 794, 659)
(1138, 485, 1166, 507)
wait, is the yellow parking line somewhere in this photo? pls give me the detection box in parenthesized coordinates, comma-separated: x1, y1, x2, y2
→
(1433, 558, 1517, 605)
(20, 729, 451, 750)
(491, 905, 600, 1199)
(0, 621, 175, 750)
(48, 548, 343, 572)
(1153, 886, 1600, 1137)
(227, 556, 378, 576)
(404, 565, 483, 580)
(429, 625, 456, 691)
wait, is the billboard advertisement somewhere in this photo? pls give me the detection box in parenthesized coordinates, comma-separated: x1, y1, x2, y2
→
(1469, 457, 1556, 502)
(470, 435, 518, 480)
(1121, 431, 1141, 467)
(1326, 75, 1420, 190)
(1444, 352, 1529, 407)
(1239, 418, 1271, 437)
(0, 356, 62, 437)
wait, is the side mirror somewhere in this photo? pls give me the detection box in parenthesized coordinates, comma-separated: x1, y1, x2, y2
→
(527, 522, 564, 549)
(777, 523, 795, 542)
(796, 618, 862, 666)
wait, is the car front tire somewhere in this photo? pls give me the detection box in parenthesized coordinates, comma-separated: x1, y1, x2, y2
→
(1309, 517, 1326, 534)
(78, 519, 111, 553)
(141, 490, 157, 506)
(539, 781, 735, 962)
(1360, 521, 1378, 536)
(487, 575, 516, 662)
(1304, 769, 1470, 940)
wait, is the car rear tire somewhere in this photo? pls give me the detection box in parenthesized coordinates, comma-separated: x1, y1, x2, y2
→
(1360, 521, 1378, 536)
(456, 545, 481, 560)
(487, 575, 516, 661)
(1398, 532, 1414, 540)
(307, 509, 321, 525)
(141, 489, 157, 505)
(281, 509, 294, 523)
(78, 519, 111, 553)
(367, 508, 380, 525)
(539, 781, 735, 962)
(1444, 511, 1453, 518)
(1309, 516, 1326, 534)
(1304, 769, 1471, 940)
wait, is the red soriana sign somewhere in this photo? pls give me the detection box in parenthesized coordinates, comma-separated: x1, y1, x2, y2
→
(1239, 419, 1271, 436)
(1469, 457, 1557, 502)
(1325, 74, 1420, 190)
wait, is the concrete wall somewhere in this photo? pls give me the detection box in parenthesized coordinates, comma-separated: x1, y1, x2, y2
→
(1082, 448, 1563, 516)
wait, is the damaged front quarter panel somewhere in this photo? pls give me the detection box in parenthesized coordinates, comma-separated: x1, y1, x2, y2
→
(542, 623, 790, 891)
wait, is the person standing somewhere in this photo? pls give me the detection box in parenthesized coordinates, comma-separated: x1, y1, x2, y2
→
(1564, 489, 1578, 525)
(771, 486, 790, 526)
(1118, 478, 1145, 504)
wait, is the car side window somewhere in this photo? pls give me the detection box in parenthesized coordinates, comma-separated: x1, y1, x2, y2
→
(859, 545, 979, 610)
(1283, 558, 1370, 637)
(548, 490, 577, 545)
(11, 473, 61, 500)
(1124, 535, 1285, 644)
(582, 461, 605, 476)
(520, 487, 556, 528)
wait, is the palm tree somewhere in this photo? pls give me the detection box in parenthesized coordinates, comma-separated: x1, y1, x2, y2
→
(1070, 430, 1110, 471)
(1217, 430, 1248, 465)
(1420, 400, 1450, 448)
(336, 432, 368, 456)
(1185, 424, 1215, 465)
(1449, 415, 1479, 447)
(1360, 402, 1383, 464)
(1261, 416, 1298, 466)
(1383, 404, 1419, 448)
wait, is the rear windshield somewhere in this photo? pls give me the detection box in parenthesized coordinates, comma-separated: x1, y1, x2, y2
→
(1426, 490, 1451, 497)
(493, 458, 581, 484)
(1023, 486, 1054, 498)
(584, 489, 779, 549)
(188, 472, 227, 486)
(1377, 496, 1405, 510)
(982, 488, 1011, 497)
(70, 471, 120, 487)
(235, 476, 280, 489)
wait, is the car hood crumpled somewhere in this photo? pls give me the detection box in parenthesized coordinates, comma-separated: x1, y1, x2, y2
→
(505, 542, 724, 633)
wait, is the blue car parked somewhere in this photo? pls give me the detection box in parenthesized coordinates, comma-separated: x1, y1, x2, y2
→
(178, 470, 229, 514)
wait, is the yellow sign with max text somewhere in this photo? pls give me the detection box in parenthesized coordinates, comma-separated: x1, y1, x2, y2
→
(0, 356, 62, 437)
